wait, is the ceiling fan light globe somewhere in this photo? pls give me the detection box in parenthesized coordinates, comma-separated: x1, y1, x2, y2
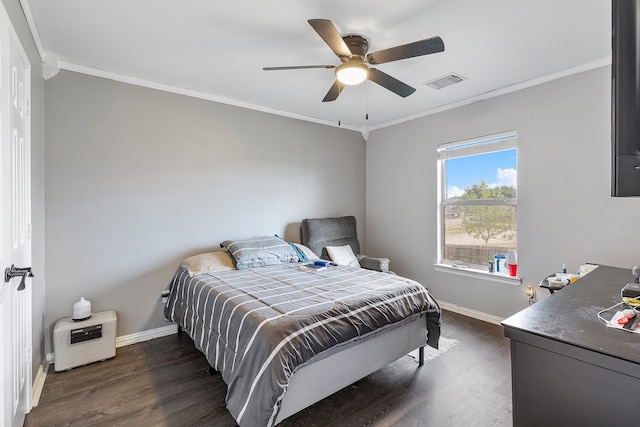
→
(336, 63, 368, 85)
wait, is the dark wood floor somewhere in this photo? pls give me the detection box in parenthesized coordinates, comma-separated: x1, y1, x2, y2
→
(24, 310, 512, 427)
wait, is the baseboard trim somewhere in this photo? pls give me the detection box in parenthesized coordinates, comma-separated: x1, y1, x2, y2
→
(46, 323, 179, 367)
(115, 323, 178, 348)
(439, 301, 505, 326)
(31, 360, 48, 408)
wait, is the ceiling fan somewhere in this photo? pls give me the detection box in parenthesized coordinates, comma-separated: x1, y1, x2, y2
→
(263, 19, 445, 102)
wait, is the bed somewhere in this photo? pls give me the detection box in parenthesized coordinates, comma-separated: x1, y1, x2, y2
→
(164, 236, 440, 426)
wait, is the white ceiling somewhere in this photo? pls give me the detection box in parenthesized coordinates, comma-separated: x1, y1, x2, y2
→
(22, 0, 611, 133)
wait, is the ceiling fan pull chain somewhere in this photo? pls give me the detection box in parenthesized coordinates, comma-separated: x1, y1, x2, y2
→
(338, 81, 343, 126)
(366, 80, 369, 120)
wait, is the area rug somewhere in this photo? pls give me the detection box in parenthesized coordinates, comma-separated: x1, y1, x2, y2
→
(409, 337, 459, 363)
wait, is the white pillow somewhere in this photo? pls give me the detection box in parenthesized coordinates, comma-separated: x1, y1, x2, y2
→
(180, 252, 236, 277)
(292, 243, 320, 261)
(326, 245, 361, 268)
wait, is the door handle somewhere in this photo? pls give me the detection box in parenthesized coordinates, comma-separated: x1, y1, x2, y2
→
(4, 265, 33, 291)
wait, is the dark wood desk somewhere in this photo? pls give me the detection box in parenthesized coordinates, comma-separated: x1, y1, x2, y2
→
(502, 265, 640, 426)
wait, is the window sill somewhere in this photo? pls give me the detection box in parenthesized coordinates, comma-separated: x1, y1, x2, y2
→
(433, 263, 522, 286)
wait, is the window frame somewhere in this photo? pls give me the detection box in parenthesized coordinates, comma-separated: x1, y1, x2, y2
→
(435, 131, 520, 285)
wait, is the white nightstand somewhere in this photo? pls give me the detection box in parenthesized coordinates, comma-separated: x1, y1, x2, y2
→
(53, 310, 117, 371)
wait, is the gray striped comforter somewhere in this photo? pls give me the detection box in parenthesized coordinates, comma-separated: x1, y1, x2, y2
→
(164, 263, 440, 427)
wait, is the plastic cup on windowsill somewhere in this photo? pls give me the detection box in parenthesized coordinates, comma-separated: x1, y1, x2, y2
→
(508, 263, 518, 277)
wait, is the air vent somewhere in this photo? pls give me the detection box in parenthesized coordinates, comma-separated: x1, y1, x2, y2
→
(424, 73, 466, 89)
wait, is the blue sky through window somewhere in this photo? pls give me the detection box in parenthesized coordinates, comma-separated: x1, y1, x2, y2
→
(445, 149, 517, 198)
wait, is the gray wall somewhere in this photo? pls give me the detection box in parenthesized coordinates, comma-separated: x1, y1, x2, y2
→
(366, 66, 640, 319)
(44, 71, 365, 350)
(2, 0, 46, 379)
(33, 27, 640, 360)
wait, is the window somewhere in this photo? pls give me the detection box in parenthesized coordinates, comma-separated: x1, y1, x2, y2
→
(437, 131, 517, 273)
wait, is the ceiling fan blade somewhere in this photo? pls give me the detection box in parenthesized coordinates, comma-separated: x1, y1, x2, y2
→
(322, 80, 344, 102)
(367, 36, 445, 65)
(263, 65, 335, 71)
(368, 68, 416, 97)
(308, 19, 352, 58)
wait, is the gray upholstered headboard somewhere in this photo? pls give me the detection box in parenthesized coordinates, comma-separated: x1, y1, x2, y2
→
(300, 216, 361, 259)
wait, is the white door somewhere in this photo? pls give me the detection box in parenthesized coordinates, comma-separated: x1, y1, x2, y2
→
(0, 3, 32, 426)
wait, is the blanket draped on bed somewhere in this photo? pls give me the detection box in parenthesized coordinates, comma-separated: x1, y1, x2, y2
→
(165, 263, 440, 427)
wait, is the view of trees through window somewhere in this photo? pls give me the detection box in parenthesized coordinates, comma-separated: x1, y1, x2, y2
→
(459, 181, 516, 244)
(439, 136, 517, 269)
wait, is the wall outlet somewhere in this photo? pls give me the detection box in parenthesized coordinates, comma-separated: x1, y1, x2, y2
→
(526, 286, 535, 302)
(161, 290, 170, 303)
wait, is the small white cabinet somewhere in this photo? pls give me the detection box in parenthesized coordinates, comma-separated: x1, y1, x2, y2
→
(53, 310, 117, 371)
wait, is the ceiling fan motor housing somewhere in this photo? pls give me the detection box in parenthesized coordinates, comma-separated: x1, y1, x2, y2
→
(342, 35, 369, 59)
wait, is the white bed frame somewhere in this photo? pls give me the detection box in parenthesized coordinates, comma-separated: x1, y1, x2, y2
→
(274, 317, 426, 424)
(179, 307, 427, 425)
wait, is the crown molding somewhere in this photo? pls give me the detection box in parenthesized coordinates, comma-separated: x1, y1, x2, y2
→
(42, 54, 60, 80)
(58, 61, 362, 133)
(370, 57, 612, 132)
(20, 0, 610, 137)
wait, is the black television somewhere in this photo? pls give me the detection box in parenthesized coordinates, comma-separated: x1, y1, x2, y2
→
(612, 0, 640, 196)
